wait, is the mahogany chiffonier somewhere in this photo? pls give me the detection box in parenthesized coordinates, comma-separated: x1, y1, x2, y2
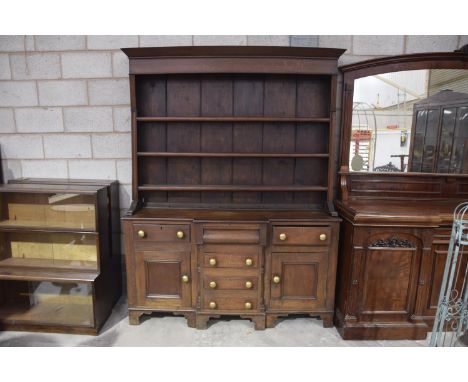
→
(121, 46, 344, 329)
(0, 178, 121, 334)
(334, 48, 468, 340)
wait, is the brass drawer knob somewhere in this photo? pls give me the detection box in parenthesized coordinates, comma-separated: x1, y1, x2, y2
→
(209, 301, 217, 309)
(137, 230, 146, 238)
(245, 281, 253, 289)
(209, 258, 217, 266)
(209, 281, 217, 289)
(279, 233, 287, 241)
(273, 275, 281, 284)
(245, 302, 252, 310)
(176, 231, 185, 239)
(245, 258, 253, 266)
(319, 233, 327, 241)
(181, 275, 189, 283)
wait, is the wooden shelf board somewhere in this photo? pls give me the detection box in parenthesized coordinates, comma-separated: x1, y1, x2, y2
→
(136, 116, 330, 123)
(0, 258, 98, 272)
(0, 267, 99, 283)
(137, 152, 329, 158)
(0, 220, 97, 234)
(0, 302, 94, 327)
(138, 185, 328, 192)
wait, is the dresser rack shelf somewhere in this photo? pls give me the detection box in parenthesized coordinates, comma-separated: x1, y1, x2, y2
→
(136, 116, 331, 123)
(137, 152, 329, 158)
(138, 184, 328, 192)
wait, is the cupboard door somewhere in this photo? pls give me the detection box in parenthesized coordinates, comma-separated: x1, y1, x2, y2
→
(135, 250, 191, 309)
(423, 227, 468, 318)
(356, 245, 421, 323)
(269, 252, 328, 310)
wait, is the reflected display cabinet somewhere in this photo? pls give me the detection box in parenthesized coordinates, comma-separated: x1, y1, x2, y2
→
(408, 90, 468, 173)
(122, 46, 344, 329)
(0, 179, 121, 334)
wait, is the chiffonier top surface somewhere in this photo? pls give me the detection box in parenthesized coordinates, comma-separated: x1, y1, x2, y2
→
(0, 182, 105, 194)
(123, 207, 341, 222)
(335, 199, 462, 227)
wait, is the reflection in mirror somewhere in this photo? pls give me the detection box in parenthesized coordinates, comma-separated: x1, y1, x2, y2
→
(350, 69, 468, 173)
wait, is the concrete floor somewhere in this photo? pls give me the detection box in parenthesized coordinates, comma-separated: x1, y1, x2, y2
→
(0, 297, 429, 346)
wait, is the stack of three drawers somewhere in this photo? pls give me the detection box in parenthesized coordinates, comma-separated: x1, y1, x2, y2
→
(196, 223, 267, 329)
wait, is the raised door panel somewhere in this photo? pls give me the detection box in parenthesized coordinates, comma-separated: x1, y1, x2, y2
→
(356, 238, 421, 322)
(135, 250, 191, 309)
(426, 248, 448, 313)
(269, 252, 328, 310)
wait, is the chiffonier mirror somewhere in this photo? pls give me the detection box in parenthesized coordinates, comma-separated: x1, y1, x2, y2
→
(334, 47, 468, 341)
(341, 49, 468, 174)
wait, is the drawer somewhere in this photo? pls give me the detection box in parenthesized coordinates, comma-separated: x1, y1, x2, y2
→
(133, 224, 190, 243)
(203, 251, 259, 269)
(196, 224, 266, 245)
(272, 226, 331, 246)
(202, 294, 258, 311)
(203, 273, 258, 291)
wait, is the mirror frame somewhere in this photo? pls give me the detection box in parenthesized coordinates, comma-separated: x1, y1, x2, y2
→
(339, 48, 468, 174)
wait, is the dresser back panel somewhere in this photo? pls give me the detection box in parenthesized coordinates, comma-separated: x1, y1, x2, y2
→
(135, 74, 332, 209)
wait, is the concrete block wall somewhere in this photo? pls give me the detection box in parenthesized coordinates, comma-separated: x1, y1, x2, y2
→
(0, 35, 466, 255)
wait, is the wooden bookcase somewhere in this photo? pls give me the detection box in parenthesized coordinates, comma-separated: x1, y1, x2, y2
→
(0, 179, 121, 334)
(122, 47, 344, 329)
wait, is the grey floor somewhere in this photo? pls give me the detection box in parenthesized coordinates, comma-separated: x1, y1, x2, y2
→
(0, 297, 429, 346)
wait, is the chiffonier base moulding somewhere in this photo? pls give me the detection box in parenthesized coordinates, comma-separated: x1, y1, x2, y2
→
(121, 46, 344, 329)
(0, 178, 121, 335)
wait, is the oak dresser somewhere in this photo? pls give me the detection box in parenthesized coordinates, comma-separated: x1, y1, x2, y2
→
(121, 46, 344, 329)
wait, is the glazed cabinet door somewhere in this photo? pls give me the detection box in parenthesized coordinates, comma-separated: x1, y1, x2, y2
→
(134, 250, 191, 309)
(269, 252, 328, 310)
